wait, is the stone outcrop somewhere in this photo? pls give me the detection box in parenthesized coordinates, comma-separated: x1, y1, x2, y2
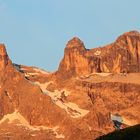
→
(0, 44, 12, 72)
(58, 37, 90, 78)
(58, 31, 140, 78)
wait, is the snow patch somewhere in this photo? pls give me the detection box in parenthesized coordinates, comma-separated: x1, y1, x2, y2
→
(94, 50, 101, 56)
(21, 67, 49, 76)
(111, 114, 122, 123)
(33, 82, 89, 118)
(25, 72, 39, 77)
(53, 126, 65, 139)
(0, 110, 28, 125)
(111, 114, 138, 126)
(122, 117, 138, 126)
(0, 110, 65, 138)
(79, 73, 112, 79)
(5, 91, 12, 100)
(63, 102, 89, 118)
(31, 134, 36, 137)
(92, 73, 112, 76)
(33, 68, 49, 75)
(33, 81, 54, 94)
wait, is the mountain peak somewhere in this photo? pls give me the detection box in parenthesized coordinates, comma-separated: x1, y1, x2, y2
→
(0, 44, 10, 71)
(0, 44, 12, 72)
(0, 44, 7, 55)
(66, 37, 86, 50)
(122, 30, 140, 36)
(58, 30, 140, 78)
(116, 30, 140, 43)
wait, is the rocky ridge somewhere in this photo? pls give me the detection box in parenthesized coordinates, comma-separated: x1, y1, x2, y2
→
(0, 31, 140, 140)
(58, 31, 140, 78)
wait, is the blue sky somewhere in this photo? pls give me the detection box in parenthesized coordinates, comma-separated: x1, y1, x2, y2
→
(0, 0, 140, 71)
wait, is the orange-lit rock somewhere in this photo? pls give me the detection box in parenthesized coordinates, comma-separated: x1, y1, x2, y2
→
(0, 31, 140, 140)
(58, 31, 140, 79)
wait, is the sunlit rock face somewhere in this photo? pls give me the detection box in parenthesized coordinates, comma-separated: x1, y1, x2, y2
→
(0, 44, 67, 128)
(57, 37, 90, 78)
(57, 31, 140, 79)
(0, 44, 11, 71)
(0, 31, 140, 140)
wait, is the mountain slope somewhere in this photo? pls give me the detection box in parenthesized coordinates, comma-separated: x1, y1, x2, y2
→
(0, 31, 140, 140)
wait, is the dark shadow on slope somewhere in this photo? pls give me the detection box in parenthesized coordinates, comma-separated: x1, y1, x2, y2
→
(96, 124, 140, 140)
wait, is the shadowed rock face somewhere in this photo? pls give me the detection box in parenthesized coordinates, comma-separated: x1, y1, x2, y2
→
(58, 31, 140, 78)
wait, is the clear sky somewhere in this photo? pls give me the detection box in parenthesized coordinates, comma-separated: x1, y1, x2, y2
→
(0, 0, 140, 71)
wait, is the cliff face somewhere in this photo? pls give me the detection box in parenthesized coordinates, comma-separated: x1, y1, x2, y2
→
(0, 44, 12, 73)
(0, 45, 67, 127)
(58, 37, 91, 78)
(58, 31, 140, 78)
(0, 31, 140, 140)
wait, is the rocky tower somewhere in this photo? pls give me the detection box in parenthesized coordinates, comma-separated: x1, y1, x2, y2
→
(58, 37, 90, 78)
(0, 44, 11, 71)
(57, 31, 140, 78)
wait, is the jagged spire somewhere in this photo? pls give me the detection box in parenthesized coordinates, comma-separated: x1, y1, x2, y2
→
(66, 37, 86, 50)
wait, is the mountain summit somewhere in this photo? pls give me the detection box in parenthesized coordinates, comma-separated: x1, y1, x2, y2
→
(66, 37, 86, 50)
(0, 44, 11, 71)
(58, 31, 140, 78)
